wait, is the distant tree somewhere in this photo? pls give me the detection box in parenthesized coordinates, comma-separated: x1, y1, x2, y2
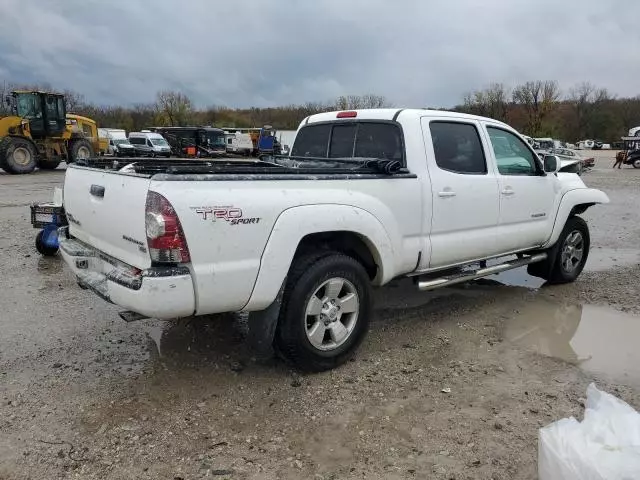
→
(62, 89, 86, 113)
(0, 81, 10, 116)
(462, 83, 510, 121)
(155, 90, 193, 126)
(335, 94, 391, 110)
(512, 80, 560, 136)
(614, 96, 640, 133)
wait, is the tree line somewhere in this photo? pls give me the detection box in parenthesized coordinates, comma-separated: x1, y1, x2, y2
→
(1, 78, 639, 141)
(0, 80, 390, 132)
(457, 81, 640, 142)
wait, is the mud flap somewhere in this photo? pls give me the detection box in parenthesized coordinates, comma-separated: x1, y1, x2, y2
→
(527, 241, 561, 280)
(246, 281, 285, 359)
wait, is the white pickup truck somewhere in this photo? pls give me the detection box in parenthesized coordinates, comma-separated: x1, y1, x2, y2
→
(58, 109, 608, 371)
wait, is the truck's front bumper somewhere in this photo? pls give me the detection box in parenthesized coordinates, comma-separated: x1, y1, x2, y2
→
(58, 228, 195, 319)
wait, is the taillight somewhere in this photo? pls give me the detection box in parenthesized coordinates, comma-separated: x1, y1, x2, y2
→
(145, 191, 191, 264)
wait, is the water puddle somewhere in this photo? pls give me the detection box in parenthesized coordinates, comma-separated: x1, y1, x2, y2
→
(506, 300, 640, 386)
(145, 314, 248, 361)
(489, 267, 545, 289)
(476, 247, 640, 290)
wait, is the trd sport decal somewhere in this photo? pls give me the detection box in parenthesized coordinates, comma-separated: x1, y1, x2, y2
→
(191, 206, 261, 225)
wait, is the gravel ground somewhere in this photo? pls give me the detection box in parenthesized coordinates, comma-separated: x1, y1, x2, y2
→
(1, 151, 639, 480)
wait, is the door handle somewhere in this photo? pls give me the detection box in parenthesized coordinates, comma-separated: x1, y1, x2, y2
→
(501, 188, 515, 196)
(90, 184, 105, 198)
(438, 191, 457, 198)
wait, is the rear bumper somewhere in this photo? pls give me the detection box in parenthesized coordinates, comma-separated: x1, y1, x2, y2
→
(58, 228, 195, 319)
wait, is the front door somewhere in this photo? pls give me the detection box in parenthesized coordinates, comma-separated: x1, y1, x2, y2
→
(421, 118, 501, 269)
(483, 125, 559, 251)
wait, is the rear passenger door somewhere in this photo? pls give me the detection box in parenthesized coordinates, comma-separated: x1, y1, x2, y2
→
(421, 118, 501, 268)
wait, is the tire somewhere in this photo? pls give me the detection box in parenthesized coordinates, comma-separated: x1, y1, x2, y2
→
(275, 252, 372, 372)
(530, 216, 590, 284)
(35, 230, 59, 256)
(68, 139, 94, 163)
(37, 158, 62, 170)
(633, 158, 640, 169)
(0, 137, 37, 174)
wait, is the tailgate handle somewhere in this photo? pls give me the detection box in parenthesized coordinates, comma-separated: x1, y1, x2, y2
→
(90, 185, 105, 198)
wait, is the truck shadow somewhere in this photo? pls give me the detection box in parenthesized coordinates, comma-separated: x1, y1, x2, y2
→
(142, 273, 538, 377)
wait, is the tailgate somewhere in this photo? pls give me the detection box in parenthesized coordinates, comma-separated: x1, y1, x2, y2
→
(63, 166, 152, 269)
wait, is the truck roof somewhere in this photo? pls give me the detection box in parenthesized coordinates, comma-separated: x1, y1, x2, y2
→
(154, 126, 225, 133)
(129, 131, 164, 137)
(303, 108, 512, 129)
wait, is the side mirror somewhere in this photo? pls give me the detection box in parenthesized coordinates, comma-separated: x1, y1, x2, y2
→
(543, 155, 559, 173)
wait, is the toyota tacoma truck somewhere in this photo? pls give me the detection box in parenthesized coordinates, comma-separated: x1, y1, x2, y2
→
(57, 109, 609, 371)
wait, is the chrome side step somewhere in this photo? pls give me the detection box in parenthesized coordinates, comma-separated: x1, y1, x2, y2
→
(417, 253, 547, 291)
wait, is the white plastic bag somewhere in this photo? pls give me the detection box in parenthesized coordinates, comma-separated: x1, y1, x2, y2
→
(539, 383, 640, 479)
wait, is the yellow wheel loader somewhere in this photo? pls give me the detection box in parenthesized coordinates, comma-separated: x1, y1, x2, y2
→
(0, 90, 103, 174)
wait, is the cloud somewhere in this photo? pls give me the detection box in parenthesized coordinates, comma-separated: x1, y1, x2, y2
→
(0, 0, 635, 107)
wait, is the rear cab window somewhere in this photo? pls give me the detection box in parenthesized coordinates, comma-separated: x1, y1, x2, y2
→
(429, 121, 487, 175)
(291, 121, 404, 165)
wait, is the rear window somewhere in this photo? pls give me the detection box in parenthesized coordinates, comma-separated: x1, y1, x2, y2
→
(291, 124, 331, 158)
(291, 122, 404, 163)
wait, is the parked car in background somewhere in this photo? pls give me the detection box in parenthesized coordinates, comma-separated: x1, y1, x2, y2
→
(577, 140, 595, 150)
(151, 127, 226, 158)
(225, 132, 254, 155)
(534, 138, 562, 150)
(99, 128, 136, 157)
(552, 147, 595, 170)
(128, 131, 171, 157)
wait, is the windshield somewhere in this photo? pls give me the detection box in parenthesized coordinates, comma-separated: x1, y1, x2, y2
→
(207, 132, 226, 147)
(15, 93, 41, 119)
(198, 130, 226, 148)
(150, 138, 169, 146)
(113, 139, 131, 146)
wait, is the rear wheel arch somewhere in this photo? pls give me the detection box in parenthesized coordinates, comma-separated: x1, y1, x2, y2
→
(295, 231, 380, 281)
(244, 205, 396, 311)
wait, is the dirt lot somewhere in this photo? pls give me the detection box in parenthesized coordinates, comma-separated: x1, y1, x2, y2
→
(1, 151, 639, 480)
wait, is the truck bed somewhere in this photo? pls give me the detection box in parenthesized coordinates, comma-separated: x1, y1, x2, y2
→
(74, 157, 414, 179)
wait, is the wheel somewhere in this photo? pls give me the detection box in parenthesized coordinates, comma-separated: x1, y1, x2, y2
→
(547, 217, 589, 284)
(275, 253, 372, 372)
(527, 217, 590, 283)
(0, 137, 37, 174)
(37, 158, 62, 170)
(35, 230, 59, 256)
(68, 139, 94, 163)
(633, 159, 640, 169)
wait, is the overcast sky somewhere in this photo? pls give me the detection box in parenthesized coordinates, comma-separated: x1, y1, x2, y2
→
(0, 0, 635, 108)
